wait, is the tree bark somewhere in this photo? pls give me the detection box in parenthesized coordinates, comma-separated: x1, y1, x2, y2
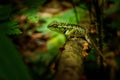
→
(54, 38, 87, 80)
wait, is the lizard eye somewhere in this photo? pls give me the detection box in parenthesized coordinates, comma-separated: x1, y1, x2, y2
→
(52, 24, 58, 27)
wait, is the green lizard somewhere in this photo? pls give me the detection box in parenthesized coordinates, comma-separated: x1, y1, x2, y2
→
(47, 21, 91, 43)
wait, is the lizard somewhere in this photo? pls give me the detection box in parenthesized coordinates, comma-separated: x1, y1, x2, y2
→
(47, 21, 90, 80)
(47, 21, 106, 59)
(47, 21, 91, 44)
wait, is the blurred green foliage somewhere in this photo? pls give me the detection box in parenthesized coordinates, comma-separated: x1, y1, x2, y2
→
(0, 21, 22, 35)
(0, 0, 120, 80)
(0, 5, 22, 35)
(0, 4, 32, 80)
(19, 8, 39, 23)
(0, 5, 12, 21)
(0, 30, 32, 80)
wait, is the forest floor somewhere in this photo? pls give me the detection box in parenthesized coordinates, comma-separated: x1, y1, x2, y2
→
(11, 0, 120, 80)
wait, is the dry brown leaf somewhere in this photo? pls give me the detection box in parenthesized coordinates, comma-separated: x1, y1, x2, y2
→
(82, 42, 89, 50)
(38, 12, 53, 18)
(30, 33, 43, 39)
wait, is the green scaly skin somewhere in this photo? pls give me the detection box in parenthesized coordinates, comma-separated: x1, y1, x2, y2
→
(47, 21, 90, 43)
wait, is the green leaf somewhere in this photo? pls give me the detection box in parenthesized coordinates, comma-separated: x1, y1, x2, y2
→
(0, 30, 32, 80)
(47, 34, 66, 50)
(53, 8, 86, 24)
(0, 21, 22, 35)
(20, 8, 39, 23)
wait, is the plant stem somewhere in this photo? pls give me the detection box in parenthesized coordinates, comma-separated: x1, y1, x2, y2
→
(70, 0, 79, 24)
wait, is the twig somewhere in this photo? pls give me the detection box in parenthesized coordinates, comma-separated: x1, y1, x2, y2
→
(88, 35, 105, 60)
(70, 0, 79, 24)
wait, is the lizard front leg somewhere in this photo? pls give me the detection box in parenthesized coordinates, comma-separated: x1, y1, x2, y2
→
(65, 28, 78, 38)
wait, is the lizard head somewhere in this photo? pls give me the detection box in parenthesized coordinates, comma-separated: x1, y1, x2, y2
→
(48, 21, 58, 28)
(47, 21, 66, 33)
